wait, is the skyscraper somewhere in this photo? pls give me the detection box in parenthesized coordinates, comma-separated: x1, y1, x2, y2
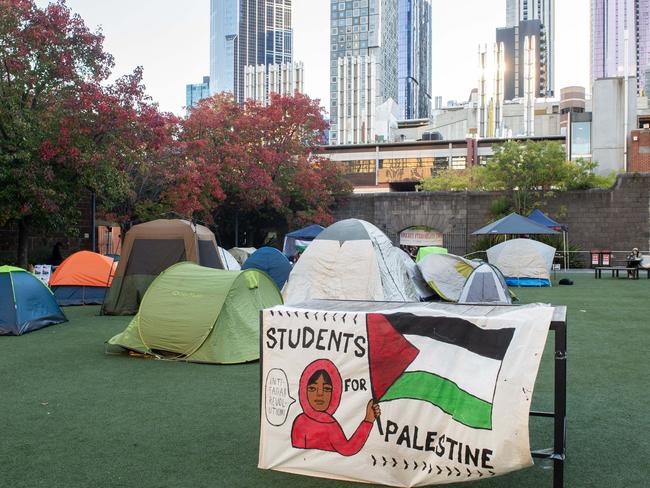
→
(398, 0, 432, 120)
(496, 19, 544, 100)
(329, 0, 399, 145)
(591, 0, 650, 95)
(186, 76, 211, 110)
(505, 0, 554, 97)
(244, 62, 304, 104)
(210, 0, 293, 102)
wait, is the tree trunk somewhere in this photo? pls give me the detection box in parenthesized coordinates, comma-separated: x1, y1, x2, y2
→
(17, 219, 29, 268)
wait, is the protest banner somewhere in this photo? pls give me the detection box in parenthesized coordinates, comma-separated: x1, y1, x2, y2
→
(259, 302, 554, 487)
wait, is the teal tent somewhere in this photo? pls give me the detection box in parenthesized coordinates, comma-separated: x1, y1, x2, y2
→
(0, 266, 66, 336)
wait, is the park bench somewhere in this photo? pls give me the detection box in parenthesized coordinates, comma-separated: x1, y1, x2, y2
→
(638, 268, 650, 279)
(594, 266, 640, 279)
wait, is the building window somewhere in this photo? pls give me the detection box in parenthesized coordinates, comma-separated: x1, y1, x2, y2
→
(341, 160, 375, 173)
(451, 156, 467, 170)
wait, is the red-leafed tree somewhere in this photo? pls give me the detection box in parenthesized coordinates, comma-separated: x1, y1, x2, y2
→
(171, 92, 351, 246)
(0, 0, 176, 265)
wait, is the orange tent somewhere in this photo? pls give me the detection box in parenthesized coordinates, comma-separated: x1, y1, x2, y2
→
(49, 251, 117, 305)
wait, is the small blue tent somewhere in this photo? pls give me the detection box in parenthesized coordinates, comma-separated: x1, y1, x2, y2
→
(0, 266, 67, 336)
(241, 247, 292, 290)
(282, 224, 325, 258)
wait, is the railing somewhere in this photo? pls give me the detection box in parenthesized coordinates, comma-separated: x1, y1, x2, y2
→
(463, 250, 649, 270)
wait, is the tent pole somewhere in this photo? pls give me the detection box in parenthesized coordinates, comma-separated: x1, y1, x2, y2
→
(234, 211, 239, 248)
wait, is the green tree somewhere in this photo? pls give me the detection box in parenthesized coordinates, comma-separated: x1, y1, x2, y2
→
(417, 140, 617, 218)
(482, 140, 570, 214)
(416, 167, 489, 192)
(561, 158, 616, 190)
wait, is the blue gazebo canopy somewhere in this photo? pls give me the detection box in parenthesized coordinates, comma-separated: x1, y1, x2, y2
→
(283, 224, 325, 257)
(527, 209, 568, 232)
(285, 224, 325, 239)
(472, 212, 560, 235)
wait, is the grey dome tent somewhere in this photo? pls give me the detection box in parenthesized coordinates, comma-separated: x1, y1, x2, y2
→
(283, 219, 419, 304)
(458, 263, 512, 304)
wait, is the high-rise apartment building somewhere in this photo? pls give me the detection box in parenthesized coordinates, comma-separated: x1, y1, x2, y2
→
(186, 76, 211, 110)
(496, 19, 544, 101)
(505, 0, 554, 97)
(329, 0, 399, 145)
(591, 0, 650, 95)
(210, 0, 293, 102)
(398, 0, 432, 120)
(244, 62, 304, 104)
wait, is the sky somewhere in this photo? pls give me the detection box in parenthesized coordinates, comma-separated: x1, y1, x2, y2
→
(37, 0, 591, 115)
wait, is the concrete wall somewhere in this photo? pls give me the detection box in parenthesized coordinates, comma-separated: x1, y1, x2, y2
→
(592, 77, 637, 174)
(334, 173, 650, 257)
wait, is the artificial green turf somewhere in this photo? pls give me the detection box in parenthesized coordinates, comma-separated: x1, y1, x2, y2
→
(1, 273, 649, 488)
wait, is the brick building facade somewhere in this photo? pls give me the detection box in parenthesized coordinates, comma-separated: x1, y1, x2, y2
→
(629, 129, 650, 172)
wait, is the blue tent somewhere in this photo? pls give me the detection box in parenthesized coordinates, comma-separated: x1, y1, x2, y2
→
(0, 266, 67, 336)
(241, 247, 292, 289)
(527, 209, 568, 231)
(282, 224, 325, 257)
(472, 212, 560, 235)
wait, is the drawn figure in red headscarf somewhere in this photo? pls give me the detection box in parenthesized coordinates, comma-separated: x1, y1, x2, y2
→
(291, 358, 380, 456)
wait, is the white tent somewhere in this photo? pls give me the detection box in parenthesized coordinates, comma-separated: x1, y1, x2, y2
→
(459, 263, 512, 304)
(283, 219, 419, 304)
(395, 248, 434, 300)
(640, 255, 650, 270)
(417, 253, 478, 302)
(219, 246, 241, 270)
(487, 238, 555, 287)
(228, 247, 256, 266)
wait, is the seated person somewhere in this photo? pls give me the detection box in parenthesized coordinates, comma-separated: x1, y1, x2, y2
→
(627, 248, 642, 277)
(627, 248, 642, 267)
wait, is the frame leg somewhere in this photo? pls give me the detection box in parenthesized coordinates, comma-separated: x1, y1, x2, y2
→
(553, 321, 567, 488)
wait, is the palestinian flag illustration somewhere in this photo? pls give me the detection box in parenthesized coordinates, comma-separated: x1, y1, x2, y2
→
(367, 313, 515, 430)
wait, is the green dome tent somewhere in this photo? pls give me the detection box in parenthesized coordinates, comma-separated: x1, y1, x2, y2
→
(415, 246, 448, 262)
(108, 262, 282, 364)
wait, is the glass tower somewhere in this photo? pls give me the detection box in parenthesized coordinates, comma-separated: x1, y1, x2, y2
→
(186, 76, 211, 110)
(591, 0, 649, 95)
(329, 0, 399, 145)
(397, 0, 432, 120)
(210, 0, 293, 102)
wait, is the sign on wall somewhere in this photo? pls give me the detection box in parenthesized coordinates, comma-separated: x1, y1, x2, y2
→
(399, 227, 444, 247)
(34, 264, 52, 285)
(259, 303, 553, 487)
